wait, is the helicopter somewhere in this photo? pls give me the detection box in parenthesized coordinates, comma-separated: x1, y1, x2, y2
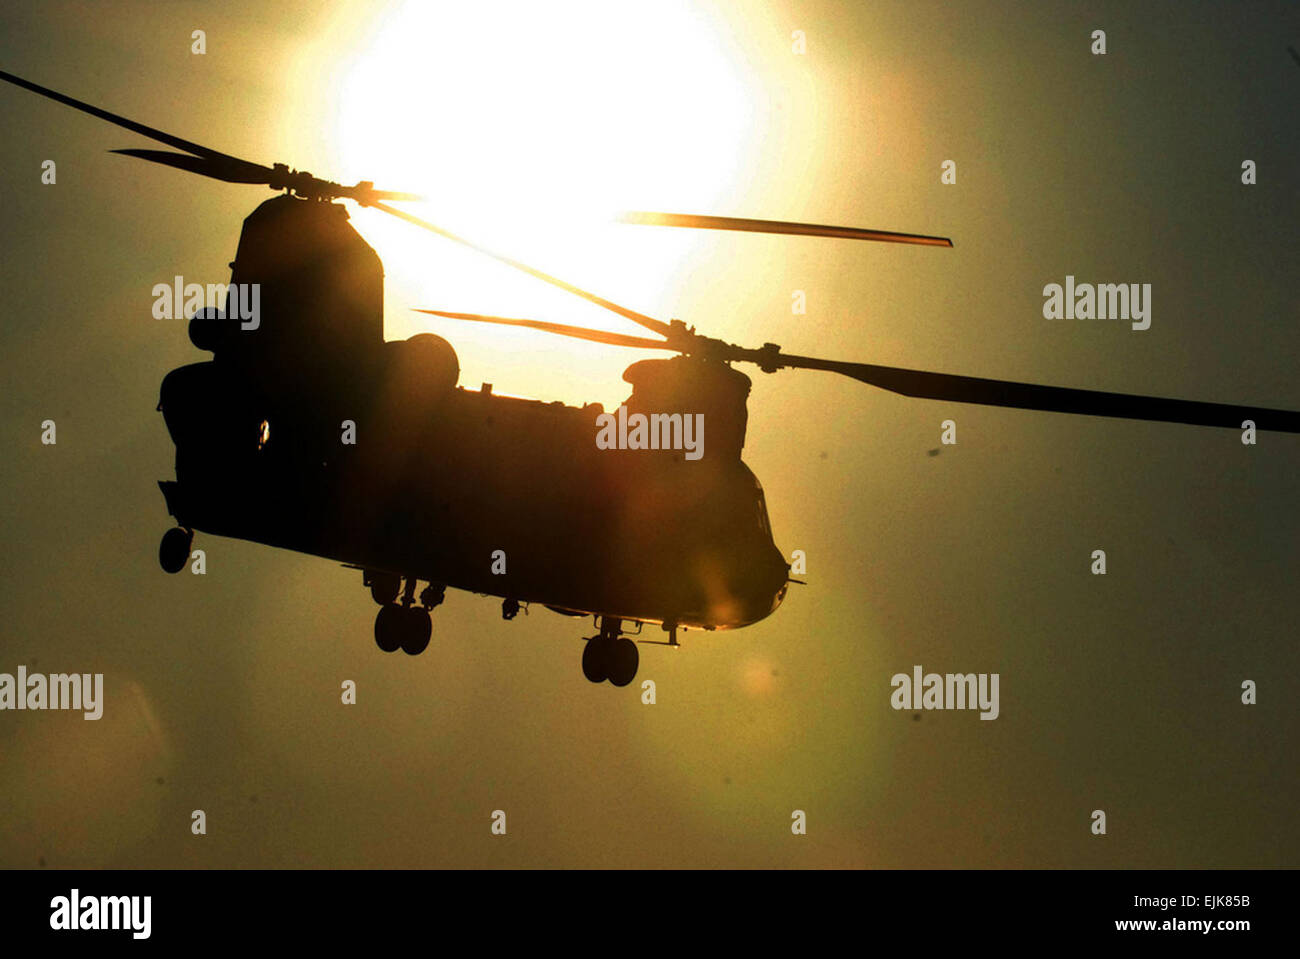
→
(4, 70, 1298, 689)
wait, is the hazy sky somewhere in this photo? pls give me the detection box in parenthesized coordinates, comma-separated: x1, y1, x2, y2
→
(1, 0, 1297, 868)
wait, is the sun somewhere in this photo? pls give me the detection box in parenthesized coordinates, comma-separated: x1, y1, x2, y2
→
(302, 0, 760, 402)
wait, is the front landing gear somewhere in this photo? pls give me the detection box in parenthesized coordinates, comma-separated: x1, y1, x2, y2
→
(581, 618, 639, 687)
(159, 527, 193, 574)
(372, 574, 441, 656)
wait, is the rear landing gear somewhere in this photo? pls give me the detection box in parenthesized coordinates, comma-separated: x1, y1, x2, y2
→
(159, 527, 193, 574)
(581, 618, 639, 687)
(371, 574, 441, 655)
(374, 603, 432, 655)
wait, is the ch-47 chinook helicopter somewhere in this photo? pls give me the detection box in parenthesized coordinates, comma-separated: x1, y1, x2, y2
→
(5, 70, 1299, 688)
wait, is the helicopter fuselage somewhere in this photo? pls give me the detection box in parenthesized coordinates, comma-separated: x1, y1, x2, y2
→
(159, 363, 790, 631)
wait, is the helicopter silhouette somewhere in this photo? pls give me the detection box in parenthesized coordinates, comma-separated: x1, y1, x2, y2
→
(4, 70, 1298, 688)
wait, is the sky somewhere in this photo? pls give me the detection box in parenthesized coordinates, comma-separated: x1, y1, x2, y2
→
(0, 0, 1297, 868)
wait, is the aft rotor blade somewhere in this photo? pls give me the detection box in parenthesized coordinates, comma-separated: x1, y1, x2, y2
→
(374, 201, 672, 338)
(622, 211, 953, 247)
(1, 69, 252, 166)
(773, 354, 1300, 432)
(415, 310, 674, 351)
(110, 148, 274, 184)
(354, 188, 423, 203)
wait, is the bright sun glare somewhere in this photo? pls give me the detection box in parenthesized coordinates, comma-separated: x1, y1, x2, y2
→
(319, 0, 757, 395)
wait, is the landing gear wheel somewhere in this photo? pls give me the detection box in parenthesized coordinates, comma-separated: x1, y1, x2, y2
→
(400, 607, 432, 656)
(159, 527, 192, 574)
(607, 637, 639, 687)
(374, 604, 404, 653)
(581, 636, 608, 683)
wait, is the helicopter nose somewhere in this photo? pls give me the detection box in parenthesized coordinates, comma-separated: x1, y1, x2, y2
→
(733, 559, 789, 626)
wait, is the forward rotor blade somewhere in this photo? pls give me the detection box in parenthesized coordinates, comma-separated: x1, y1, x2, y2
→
(773, 354, 1300, 432)
(110, 148, 274, 184)
(374, 201, 672, 338)
(622, 211, 953, 247)
(1, 69, 252, 166)
(3, 71, 419, 202)
(415, 310, 674, 351)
